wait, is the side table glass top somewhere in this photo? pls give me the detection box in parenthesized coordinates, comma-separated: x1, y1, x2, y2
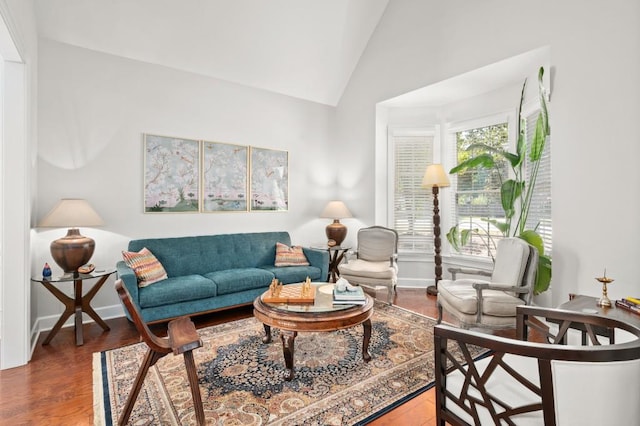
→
(260, 282, 367, 314)
(31, 267, 116, 283)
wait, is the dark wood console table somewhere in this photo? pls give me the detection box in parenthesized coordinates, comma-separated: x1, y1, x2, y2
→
(555, 294, 640, 343)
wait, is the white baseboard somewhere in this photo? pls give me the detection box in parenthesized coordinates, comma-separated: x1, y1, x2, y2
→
(396, 278, 433, 288)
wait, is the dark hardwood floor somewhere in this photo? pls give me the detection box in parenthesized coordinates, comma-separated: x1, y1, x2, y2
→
(0, 288, 510, 425)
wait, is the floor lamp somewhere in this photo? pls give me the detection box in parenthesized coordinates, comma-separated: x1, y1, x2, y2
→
(421, 164, 450, 296)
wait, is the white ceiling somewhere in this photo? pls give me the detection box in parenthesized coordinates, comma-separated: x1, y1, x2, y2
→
(34, 0, 389, 106)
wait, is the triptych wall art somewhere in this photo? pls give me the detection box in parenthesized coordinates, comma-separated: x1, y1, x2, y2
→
(144, 134, 288, 213)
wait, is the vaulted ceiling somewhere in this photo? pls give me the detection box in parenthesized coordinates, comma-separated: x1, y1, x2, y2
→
(34, 0, 389, 106)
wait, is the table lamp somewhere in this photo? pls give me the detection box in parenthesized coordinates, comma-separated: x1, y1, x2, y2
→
(421, 164, 450, 296)
(320, 201, 352, 246)
(39, 198, 104, 274)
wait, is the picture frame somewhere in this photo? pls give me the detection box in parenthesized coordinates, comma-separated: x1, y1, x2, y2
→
(201, 141, 249, 212)
(250, 147, 288, 211)
(144, 134, 200, 213)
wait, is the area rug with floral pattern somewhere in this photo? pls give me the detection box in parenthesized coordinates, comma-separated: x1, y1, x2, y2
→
(94, 303, 481, 425)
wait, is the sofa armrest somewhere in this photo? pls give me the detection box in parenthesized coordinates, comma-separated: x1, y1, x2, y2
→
(116, 260, 139, 308)
(302, 247, 329, 281)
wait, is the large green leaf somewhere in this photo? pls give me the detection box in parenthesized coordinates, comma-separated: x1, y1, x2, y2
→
(487, 219, 510, 235)
(449, 154, 494, 174)
(530, 113, 546, 161)
(519, 230, 544, 256)
(534, 254, 552, 295)
(516, 79, 527, 161)
(500, 179, 523, 218)
(538, 67, 549, 136)
(466, 143, 520, 168)
(447, 226, 477, 252)
(446, 226, 460, 251)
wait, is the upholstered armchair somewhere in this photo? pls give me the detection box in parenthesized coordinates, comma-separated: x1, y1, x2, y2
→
(337, 226, 398, 304)
(437, 237, 538, 329)
(434, 305, 640, 425)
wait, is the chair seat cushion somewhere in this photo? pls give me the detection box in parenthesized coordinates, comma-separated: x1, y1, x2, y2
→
(438, 280, 524, 317)
(338, 259, 397, 280)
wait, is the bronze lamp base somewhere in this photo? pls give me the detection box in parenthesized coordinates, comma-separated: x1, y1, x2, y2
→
(326, 219, 347, 246)
(50, 228, 95, 273)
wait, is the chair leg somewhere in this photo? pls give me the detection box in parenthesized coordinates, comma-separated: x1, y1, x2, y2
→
(119, 349, 166, 426)
(183, 350, 205, 426)
(437, 301, 443, 324)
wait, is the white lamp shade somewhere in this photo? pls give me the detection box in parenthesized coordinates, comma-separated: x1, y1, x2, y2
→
(39, 199, 104, 228)
(320, 201, 353, 219)
(421, 164, 450, 188)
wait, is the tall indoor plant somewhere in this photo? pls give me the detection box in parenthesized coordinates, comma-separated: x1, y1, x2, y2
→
(446, 67, 552, 294)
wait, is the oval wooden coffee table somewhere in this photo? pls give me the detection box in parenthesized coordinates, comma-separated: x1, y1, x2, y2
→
(253, 283, 374, 381)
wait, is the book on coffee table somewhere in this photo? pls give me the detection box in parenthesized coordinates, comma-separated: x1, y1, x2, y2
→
(333, 286, 366, 302)
(333, 298, 367, 305)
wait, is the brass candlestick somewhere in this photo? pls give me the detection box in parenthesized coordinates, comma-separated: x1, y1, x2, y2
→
(595, 269, 614, 307)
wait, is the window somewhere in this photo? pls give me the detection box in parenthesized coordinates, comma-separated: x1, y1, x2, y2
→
(448, 110, 552, 260)
(451, 119, 510, 258)
(389, 128, 435, 253)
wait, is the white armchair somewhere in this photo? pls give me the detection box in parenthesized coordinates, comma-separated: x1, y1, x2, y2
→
(337, 226, 398, 304)
(437, 238, 538, 329)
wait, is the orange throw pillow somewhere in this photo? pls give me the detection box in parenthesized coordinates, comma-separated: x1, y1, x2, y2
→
(122, 247, 168, 287)
(275, 242, 309, 267)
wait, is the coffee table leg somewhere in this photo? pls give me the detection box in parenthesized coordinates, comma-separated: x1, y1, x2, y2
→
(280, 330, 297, 381)
(362, 319, 372, 362)
(262, 324, 272, 343)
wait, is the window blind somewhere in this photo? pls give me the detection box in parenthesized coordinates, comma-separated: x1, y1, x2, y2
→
(392, 134, 434, 252)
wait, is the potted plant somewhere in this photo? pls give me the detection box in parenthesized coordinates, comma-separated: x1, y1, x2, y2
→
(446, 67, 552, 295)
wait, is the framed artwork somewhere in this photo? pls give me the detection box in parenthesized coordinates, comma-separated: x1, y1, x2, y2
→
(250, 147, 288, 211)
(144, 134, 200, 213)
(202, 141, 248, 212)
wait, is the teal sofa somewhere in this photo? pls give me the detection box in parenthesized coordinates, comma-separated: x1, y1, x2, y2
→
(116, 231, 329, 323)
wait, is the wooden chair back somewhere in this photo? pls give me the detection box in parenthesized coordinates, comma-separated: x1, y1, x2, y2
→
(114, 279, 205, 425)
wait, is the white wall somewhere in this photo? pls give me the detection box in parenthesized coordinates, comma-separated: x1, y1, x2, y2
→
(336, 0, 640, 306)
(34, 39, 336, 327)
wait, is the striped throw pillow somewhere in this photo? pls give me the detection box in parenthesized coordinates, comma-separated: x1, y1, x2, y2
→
(275, 242, 309, 267)
(122, 247, 168, 287)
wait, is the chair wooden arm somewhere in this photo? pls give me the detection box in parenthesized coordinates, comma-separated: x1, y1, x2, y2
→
(168, 316, 203, 355)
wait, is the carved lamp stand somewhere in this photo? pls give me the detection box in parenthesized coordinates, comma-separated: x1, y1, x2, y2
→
(422, 164, 450, 296)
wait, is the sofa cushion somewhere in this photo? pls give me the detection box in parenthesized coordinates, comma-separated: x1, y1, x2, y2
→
(121, 247, 168, 287)
(275, 242, 309, 266)
(260, 265, 323, 284)
(138, 275, 217, 308)
(205, 268, 274, 295)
